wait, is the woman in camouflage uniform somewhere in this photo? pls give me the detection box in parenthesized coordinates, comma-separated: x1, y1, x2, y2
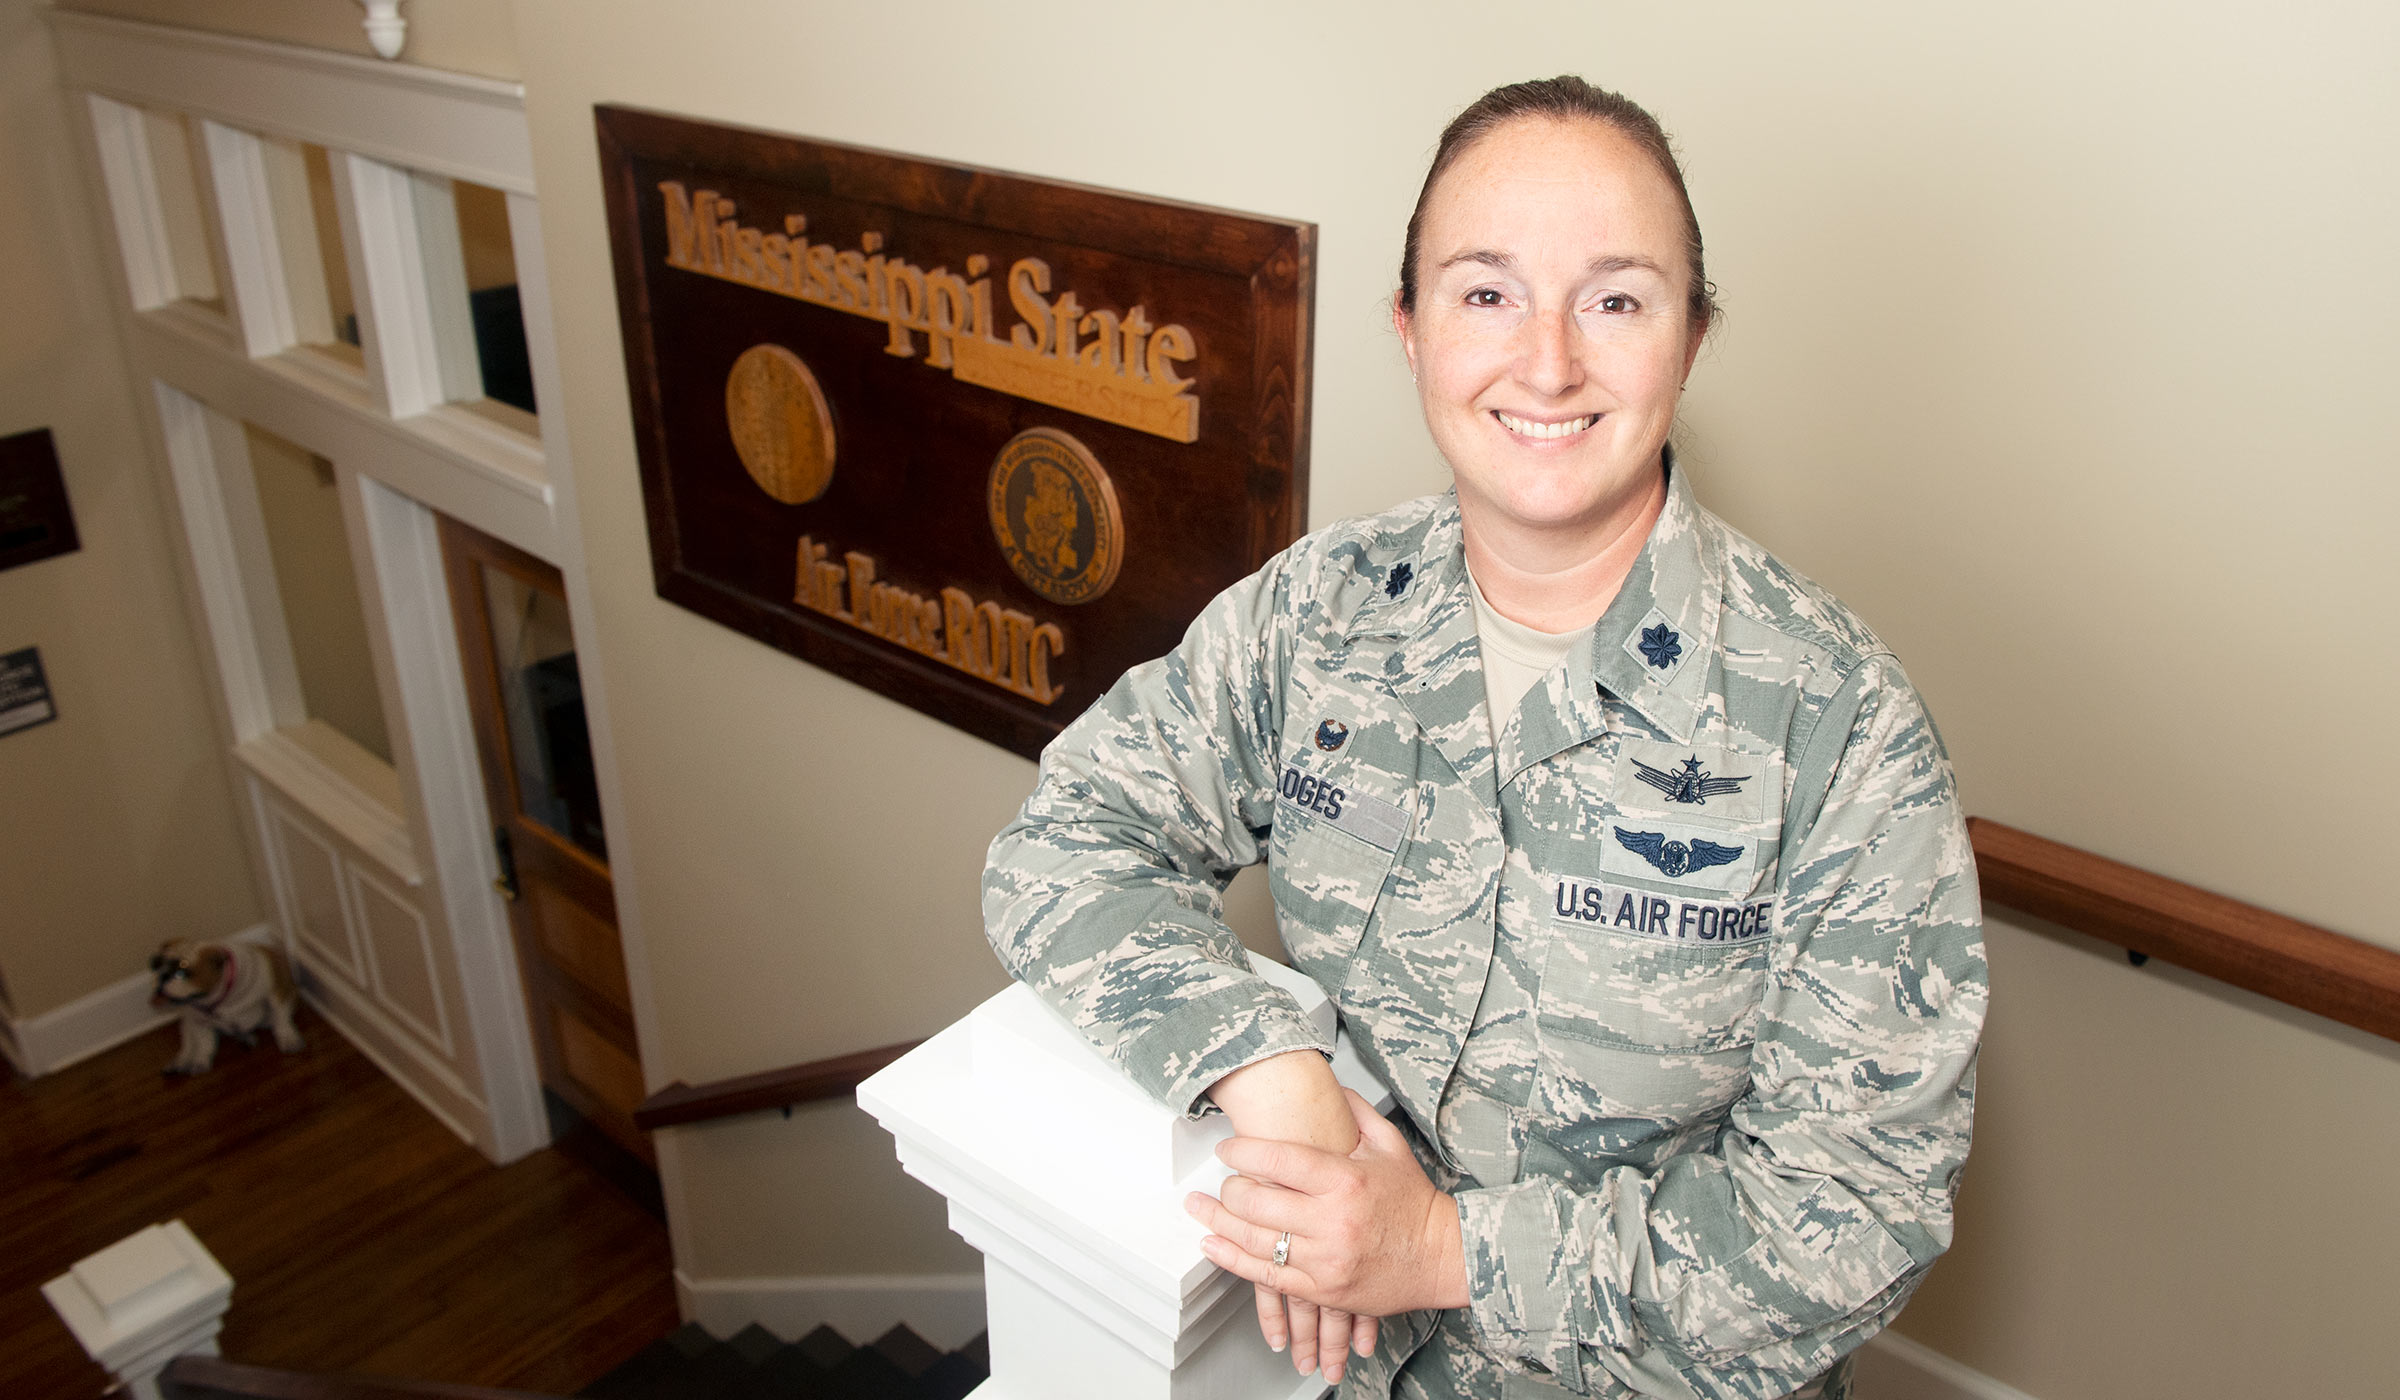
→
(984, 77, 1985, 1400)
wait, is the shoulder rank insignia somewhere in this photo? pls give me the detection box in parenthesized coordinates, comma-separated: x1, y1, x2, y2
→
(1384, 561, 1413, 599)
(1637, 621, 1683, 669)
(1631, 755, 1751, 806)
(1315, 718, 1349, 752)
(1614, 827, 1743, 878)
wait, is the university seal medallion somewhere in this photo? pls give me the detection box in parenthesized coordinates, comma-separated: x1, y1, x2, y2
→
(724, 343, 837, 504)
(987, 427, 1122, 606)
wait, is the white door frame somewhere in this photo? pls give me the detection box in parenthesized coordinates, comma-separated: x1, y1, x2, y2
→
(50, 11, 660, 1165)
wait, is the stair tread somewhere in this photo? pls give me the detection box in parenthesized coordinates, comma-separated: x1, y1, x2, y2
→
(579, 1318, 989, 1400)
(790, 1324, 857, 1370)
(725, 1323, 785, 1367)
(868, 1324, 943, 1379)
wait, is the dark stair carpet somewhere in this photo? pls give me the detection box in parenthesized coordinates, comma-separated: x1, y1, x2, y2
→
(579, 1321, 989, 1400)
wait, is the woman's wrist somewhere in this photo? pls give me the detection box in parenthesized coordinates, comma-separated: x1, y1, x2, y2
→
(1207, 1049, 1358, 1153)
(1421, 1189, 1471, 1311)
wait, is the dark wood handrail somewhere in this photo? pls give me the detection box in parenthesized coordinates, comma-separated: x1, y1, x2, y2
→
(162, 1355, 558, 1399)
(632, 823, 2396, 1133)
(632, 1038, 922, 1131)
(1970, 816, 2400, 1042)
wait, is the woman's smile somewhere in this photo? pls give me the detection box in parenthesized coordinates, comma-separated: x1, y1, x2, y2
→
(1492, 409, 1600, 441)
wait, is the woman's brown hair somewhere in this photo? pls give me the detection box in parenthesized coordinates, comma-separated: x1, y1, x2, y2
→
(1398, 76, 1718, 333)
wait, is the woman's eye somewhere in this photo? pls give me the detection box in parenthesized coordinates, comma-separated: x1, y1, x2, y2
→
(1465, 287, 1506, 307)
(1595, 294, 1638, 314)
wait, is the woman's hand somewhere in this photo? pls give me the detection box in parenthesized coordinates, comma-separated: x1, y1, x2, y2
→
(1186, 1087, 1470, 1342)
(1204, 1052, 1379, 1383)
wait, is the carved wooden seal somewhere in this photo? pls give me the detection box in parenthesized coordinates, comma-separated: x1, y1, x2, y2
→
(987, 427, 1122, 606)
(724, 343, 836, 504)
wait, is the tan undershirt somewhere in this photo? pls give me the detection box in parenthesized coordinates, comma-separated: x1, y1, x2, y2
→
(1466, 567, 1583, 744)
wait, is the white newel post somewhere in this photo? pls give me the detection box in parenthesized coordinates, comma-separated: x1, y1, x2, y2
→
(861, 954, 1390, 1400)
(43, 1221, 234, 1400)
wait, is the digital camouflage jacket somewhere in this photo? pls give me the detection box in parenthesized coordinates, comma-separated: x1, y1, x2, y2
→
(984, 462, 1986, 1399)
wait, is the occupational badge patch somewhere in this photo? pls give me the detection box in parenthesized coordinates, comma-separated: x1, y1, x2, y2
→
(1315, 718, 1349, 751)
(987, 427, 1123, 606)
(1630, 755, 1751, 806)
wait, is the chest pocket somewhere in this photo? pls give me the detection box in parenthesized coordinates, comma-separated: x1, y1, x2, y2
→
(1266, 759, 1410, 984)
(1535, 932, 1767, 1127)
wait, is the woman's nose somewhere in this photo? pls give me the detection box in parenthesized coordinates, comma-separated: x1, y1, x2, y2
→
(1513, 307, 1581, 398)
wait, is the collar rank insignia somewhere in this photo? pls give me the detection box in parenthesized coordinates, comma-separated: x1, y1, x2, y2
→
(1615, 827, 1743, 878)
(1384, 561, 1413, 599)
(1632, 755, 1751, 806)
(1637, 621, 1683, 669)
(1315, 718, 1349, 752)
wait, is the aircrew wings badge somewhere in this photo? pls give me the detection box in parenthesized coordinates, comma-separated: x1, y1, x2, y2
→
(1614, 827, 1744, 879)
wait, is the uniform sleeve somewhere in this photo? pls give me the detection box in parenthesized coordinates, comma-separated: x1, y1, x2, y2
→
(982, 548, 1336, 1117)
(1455, 654, 1987, 1397)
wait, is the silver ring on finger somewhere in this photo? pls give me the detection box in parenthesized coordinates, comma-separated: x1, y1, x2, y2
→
(1273, 1230, 1292, 1269)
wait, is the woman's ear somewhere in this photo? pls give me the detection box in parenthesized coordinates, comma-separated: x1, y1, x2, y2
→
(1393, 300, 1419, 381)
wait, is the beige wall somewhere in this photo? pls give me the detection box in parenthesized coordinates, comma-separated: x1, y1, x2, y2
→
(0, 0, 260, 1020)
(498, 0, 2395, 1391)
(52, 0, 518, 80)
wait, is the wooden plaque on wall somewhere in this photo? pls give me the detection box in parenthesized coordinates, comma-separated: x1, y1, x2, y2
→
(595, 107, 1314, 759)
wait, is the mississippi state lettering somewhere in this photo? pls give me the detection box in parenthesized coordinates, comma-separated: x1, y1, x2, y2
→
(658, 183, 1200, 442)
(1550, 875, 1774, 944)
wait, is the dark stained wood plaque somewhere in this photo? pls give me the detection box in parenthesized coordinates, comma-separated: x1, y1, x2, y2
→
(595, 107, 1314, 758)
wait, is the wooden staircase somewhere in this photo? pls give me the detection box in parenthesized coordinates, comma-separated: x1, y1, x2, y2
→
(577, 1322, 987, 1400)
(159, 1323, 989, 1400)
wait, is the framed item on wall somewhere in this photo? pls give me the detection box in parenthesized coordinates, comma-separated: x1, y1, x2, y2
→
(0, 428, 80, 573)
(595, 107, 1314, 759)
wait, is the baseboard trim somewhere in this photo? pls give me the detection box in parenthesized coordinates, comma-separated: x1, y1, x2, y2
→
(675, 1269, 987, 1352)
(1, 923, 276, 1077)
(1858, 1329, 2043, 1400)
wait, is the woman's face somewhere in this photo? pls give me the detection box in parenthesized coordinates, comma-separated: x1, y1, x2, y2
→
(1397, 117, 1703, 539)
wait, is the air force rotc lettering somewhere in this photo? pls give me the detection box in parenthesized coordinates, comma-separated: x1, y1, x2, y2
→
(984, 457, 1985, 1400)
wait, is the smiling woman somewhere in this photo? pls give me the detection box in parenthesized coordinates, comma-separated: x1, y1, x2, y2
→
(984, 76, 1986, 1400)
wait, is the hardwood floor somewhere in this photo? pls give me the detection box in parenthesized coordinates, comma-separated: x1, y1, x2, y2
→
(1, 1014, 677, 1399)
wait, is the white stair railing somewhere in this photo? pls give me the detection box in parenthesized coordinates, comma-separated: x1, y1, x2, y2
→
(861, 953, 1388, 1400)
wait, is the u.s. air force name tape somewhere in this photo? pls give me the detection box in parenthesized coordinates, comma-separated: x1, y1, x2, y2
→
(1275, 761, 1410, 852)
(1550, 875, 1776, 945)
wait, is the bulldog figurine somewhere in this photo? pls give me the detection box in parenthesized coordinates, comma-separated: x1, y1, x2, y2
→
(150, 939, 305, 1074)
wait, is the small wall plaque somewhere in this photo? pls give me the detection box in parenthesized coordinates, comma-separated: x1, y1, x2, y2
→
(0, 647, 57, 736)
(0, 428, 80, 573)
